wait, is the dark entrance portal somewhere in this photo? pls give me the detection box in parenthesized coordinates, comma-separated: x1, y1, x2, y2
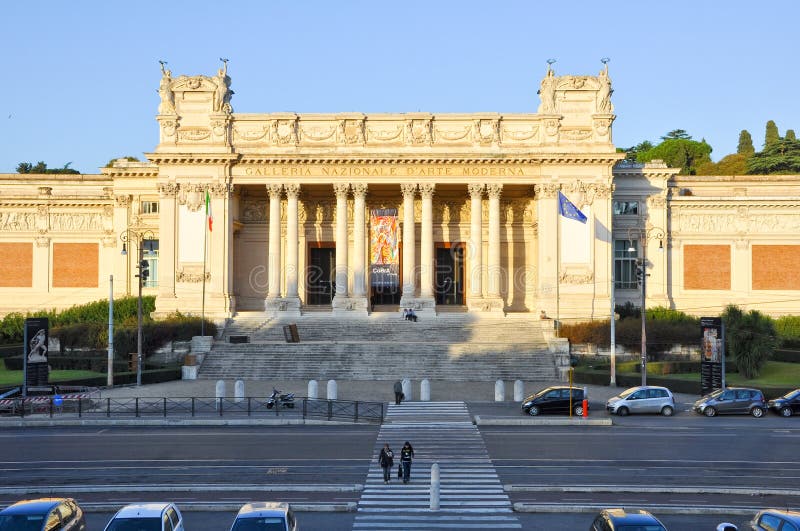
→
(307, 247, 335, 305)
(371, 284, 400, 306)
(435, 244, 465, 305)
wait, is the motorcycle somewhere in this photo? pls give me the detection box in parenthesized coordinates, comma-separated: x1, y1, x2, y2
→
(266, 388, 295, 409)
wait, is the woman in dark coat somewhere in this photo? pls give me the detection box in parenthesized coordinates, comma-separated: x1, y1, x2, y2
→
(378, 443, 394, 484)
(400, 441, 414, 483)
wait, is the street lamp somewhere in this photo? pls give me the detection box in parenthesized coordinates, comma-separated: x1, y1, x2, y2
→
(120, 229, 155, 386)
(626, 226, 665, 386)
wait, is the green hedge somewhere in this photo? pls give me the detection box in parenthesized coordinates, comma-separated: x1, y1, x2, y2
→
(52, 367, 181, 387)
(773, 349, 800, 363)
(561, 316, 701, 352)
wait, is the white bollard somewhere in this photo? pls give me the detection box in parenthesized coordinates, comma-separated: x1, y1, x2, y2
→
(215, 380, 226, 410)
(402, 378, 412, 401)
(514, 380, 524, 402)
(494, 380, 505, 402)
(234, 380, 245, 403)
(420, 379, 431, 402)
(430, 463, 440, 510)
(308, 380, 318, 399)
(327, 379, 338, 400)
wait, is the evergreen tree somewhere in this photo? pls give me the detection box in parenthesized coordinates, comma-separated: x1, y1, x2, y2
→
(737, 130, 755, 154)
(787, 129, 797, 141)
(746, 138, 800, 174)
(637, 136, 712, 175)
(722, 305, 776, 379)
(765, 120, 780, 147)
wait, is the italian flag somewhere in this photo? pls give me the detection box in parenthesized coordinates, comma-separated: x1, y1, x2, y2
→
(205, 190, 213, 232)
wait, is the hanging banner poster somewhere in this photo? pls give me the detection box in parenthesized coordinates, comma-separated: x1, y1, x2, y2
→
(370, 208, 399, 288)
(24, 317, 50, 389)
(700, 317, 725, 396)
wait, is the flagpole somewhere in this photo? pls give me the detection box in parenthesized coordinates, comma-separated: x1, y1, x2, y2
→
(202, 199, 207, 337)
(556, 202, 560, 337)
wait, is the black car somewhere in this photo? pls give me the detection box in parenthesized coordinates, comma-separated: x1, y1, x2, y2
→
(590, 508, 666, 531)
(0, 498, 86, 531)
(768, 389, 800, 417)
(521, 386, 585, 416)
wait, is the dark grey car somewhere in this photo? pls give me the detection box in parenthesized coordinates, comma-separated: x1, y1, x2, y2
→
(693, 387, 767, 417)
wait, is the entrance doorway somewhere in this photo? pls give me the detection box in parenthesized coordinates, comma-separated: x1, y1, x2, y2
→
(435, 243, 465, 305)
(307, 246, 335, 305)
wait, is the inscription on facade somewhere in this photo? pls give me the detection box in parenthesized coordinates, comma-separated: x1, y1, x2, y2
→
(241, 164, 530, 178)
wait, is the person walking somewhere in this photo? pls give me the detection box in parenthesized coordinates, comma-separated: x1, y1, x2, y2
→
(393, 380, 404, 405)
(378, 443, 394, 484)
(400, 441, 414, 484)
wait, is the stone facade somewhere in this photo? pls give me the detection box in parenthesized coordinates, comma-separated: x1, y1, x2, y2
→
(0, 63, 798, 319)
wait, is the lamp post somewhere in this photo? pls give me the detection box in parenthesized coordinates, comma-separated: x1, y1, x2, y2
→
(120, 229, 154, 387)
(627, 226, 665, 386)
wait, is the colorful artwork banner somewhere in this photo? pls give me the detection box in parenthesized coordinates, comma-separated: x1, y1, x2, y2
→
(369, 209, 399, 288)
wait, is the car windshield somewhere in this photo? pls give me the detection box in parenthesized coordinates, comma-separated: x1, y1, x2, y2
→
(706, 389, 724, 398)
(781, 390, 800, 400)
(618, 526, 666, 531)
(0, 515, 45, 531)
(104, 517, 162, 531)
(618, 388, 638, 399)
(231, 517, 288, 531)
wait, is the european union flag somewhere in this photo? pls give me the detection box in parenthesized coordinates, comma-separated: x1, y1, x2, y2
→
(558, 191, 588, 224)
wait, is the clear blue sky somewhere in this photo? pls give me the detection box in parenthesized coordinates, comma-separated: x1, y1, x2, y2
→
(3, 0, 799, 173)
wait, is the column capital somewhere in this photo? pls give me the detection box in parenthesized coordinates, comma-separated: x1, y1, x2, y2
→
(419, 183, 435, 198)
(285, 183, 301, 198)
(266, 184, 283, 198)
(533, 183, 558, 198)
(486, 183, 503, 199)
(333, 183, 350, 199)
(468, 183, 485, 198)
(351, 183, 368, 197)
(400, 183, 417, 197)
(208, 183, 232, 198)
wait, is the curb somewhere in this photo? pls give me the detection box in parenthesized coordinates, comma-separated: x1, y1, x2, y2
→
(474, 415, 612, 426)
(78, 502, 357, 513)
(0, 484, 363, 495)
(506, 485, 800, 497)
(512, 503, 758, 516)
(0, 418, 363, 427)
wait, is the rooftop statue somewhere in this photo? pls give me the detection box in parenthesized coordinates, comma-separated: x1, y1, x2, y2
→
(158, 60, 175, 115)
(537, 64, 556, 114)
(214, 58, 234, 114)
(596, 62, 613, 114)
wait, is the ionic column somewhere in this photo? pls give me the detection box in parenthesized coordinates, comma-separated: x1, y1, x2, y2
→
(419, 183, 435, 301)
(266, 184, 283, 300)
(333, 183, 350, 300)
(486, 184, 503, 307)
(352, 184, 368, 298)
(285, 184, 300, 299)
(400, 184, 417, 301)
(468, 184, 484, 303)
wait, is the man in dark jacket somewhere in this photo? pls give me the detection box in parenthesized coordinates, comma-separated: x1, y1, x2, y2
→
(378, 443, 394, 484)
(400, 441, 414, 483)
(393, 380, 403, 405)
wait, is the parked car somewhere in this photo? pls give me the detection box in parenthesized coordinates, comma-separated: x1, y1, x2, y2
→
(103, 502, 183, 531)
(606, 386, 675, 416)
(521, 386, 585, 416)
(750, 508, 800, 530)
(693, 387, 767, 417)
(767, 389, 800, 417)
(229, 502, 298, 531)
(590, 508, 667, 530)
(0, 498, 86, 531)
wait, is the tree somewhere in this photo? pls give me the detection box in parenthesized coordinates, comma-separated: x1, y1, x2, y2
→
(737, 130, 755, 154)
(786, 129, 797, 141)
(636, 136, 712, 175)
(104, 156, 141, 168)
(722, 305, 776, 379)
(661, 129, 692, 140)
(746, 138, 800, 174)
(765, 120, 780, 147)
(619, 140, 654, 162)
(695, 153, 748, 175)
(14, 161, 79, 175)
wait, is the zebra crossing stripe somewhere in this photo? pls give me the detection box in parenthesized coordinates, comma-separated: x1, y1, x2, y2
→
(354, 401, 522, 530)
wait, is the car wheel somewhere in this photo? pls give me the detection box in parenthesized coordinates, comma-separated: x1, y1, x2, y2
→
(703, 406, 717, 417)
(527, 405, 540, 416)
(617, 406, 629, 417)
(661, 405, 674, 417)
(751, 407, 765, 418)
(574, 405, 584, 416)
(781, 407, 793, 417)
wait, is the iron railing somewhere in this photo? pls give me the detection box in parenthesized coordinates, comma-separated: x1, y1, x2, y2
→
(0, 396, 384, 424)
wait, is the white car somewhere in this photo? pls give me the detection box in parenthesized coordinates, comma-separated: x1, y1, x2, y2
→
(229, 502, 298, 531)
(103, 502, 184, 531)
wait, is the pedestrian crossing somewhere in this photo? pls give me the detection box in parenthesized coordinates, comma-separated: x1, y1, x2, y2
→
(353, 402, 521, 530)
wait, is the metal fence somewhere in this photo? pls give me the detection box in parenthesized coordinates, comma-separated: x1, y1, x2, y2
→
(0, 396, 384, 424)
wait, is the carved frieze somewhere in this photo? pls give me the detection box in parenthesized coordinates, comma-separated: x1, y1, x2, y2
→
(0, 211, 36, 231)
(406, 119, 431, 145)
(300, 122, 338, 143)
(340, 119, 365, 145)
(647, 194, 667, 209)
(176, 269, 211, 283)
(559, 270, 595, 284)
(241, 199, 267, 223)
(471, 119, 500, 145)
(366, 124, 404, 143)
(158, 183, 179, 198)
(561, 128, 593, 141)
(272, 119, 298, 145)
(177, 128, 212, 142)
(178, 184, 206, 212)
(115, 194, 132, 207)
(434, 123, 472, 143)
(676, 211, 800, 234)
(233, 124, 269, 142)
(48, 213, 104, 232)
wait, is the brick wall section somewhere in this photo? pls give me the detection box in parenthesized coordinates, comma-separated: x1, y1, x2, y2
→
(752, 245, 800, 290)
(0, 242, 33, 287)
(683, 244, 730, 290)
(53, 243, 98, 288)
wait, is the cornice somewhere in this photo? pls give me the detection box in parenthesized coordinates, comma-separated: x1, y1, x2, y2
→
(144, 153, 241, 165)
(235, 154, 622, 165)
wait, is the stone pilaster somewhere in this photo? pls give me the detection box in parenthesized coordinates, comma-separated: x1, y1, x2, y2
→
(467, 183, 485, 311)
(265, 184, 283, 311)
(351, 184, 369, 307)
(534, 183, 559, 319)
(208, 183, 235, 315)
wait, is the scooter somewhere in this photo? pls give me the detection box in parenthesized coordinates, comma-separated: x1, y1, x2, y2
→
(266, 388, 295, 409)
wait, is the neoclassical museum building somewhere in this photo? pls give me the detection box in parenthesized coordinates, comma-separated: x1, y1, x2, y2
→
(2, 63, 800, 321)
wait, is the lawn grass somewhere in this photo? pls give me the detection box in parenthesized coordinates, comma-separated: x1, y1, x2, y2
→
(616, 361, 800, 386)
(0, 365, 103, 386)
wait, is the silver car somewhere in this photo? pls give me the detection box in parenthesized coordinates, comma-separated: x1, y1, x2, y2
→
(606, 386, 675, 416)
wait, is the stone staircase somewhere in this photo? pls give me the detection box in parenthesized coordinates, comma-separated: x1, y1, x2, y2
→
(199, 311, 560, 381)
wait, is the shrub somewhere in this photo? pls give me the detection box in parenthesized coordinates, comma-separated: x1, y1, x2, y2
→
(775, 316, 800, 348)
(561, 317, 701, 352)
(723, 305, 777, 379)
